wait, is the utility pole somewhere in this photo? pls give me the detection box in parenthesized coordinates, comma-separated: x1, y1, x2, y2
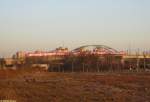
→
(136, 49, 140, 72)
(71, 61, 74, 72)
(143, 52, 146, 71)
(128, 42, 131, 55)
(97, 61, 99, 73)
(82, 63, 85, 72)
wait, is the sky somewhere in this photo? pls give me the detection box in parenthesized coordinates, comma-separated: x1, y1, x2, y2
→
(0, 0, 150, 57)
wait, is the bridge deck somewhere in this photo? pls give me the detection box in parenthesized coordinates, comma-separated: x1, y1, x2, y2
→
(123, 55, 150, 59)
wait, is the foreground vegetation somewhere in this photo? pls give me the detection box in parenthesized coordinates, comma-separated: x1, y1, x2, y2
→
(0, 69, 150, 102)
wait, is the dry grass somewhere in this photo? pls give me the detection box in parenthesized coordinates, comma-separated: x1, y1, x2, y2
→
(0, 69, 150, 102)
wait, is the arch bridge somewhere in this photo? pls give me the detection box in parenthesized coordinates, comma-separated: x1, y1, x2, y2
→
(72, 45, 123, 55)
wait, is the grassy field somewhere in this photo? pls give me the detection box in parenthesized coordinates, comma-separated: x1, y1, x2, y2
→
(0, 69, 150, 102)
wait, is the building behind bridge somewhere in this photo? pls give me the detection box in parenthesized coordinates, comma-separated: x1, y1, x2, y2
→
(0, 45, 150, 72)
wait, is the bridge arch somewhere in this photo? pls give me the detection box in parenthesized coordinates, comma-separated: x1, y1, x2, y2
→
(72, 45, 120, 55)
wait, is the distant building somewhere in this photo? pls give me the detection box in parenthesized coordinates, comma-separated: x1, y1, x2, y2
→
(3, 58, 15, 67)
(16, 51, 26, 59)
(26, 47, 69, 57)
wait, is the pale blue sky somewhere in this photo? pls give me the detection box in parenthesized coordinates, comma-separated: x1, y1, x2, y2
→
(0, 0, 150, 57)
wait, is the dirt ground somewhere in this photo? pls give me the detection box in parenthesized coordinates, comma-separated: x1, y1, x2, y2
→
(0, 70, 150, 102)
